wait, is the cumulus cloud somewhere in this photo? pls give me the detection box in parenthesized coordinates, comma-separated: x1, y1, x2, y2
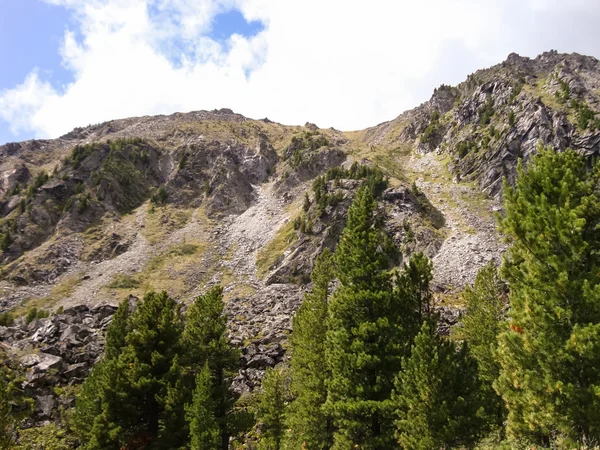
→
(1, 0, 600, 140)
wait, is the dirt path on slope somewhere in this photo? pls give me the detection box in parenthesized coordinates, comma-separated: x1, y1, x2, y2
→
(407, 151, 506, 291)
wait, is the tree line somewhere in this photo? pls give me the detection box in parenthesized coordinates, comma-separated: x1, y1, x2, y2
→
(3, 145, 600, 449)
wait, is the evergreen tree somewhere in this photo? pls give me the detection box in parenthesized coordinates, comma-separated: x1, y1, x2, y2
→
(396, 252, 435, 345)
(104, 297, 131, 360)
(325, 186, 401, 449)
(74, 298, 132, 448)
(0, 371, 14, 450)
(459, 261, 506, 425)
(186, 363, 220, 450)
(286, 249, 334, 449)
(394, 321, 484, 450)
(75, 292, 185, 449)
(495, 146, 600, 444)
(119, 291, 184, 447)
(256, 366, 291, 450)
(182, 286, 239, 450)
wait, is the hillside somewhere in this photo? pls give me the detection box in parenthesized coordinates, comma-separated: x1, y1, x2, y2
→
(2, 50, 600, 429)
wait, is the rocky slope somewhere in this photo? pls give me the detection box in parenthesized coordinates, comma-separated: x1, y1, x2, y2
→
(2, 50, 600, 423)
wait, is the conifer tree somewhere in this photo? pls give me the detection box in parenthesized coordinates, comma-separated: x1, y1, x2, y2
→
(459, 261, 506, 425)
(396, 251, 435, 344)
(495, 146, 600, 444)
(182, 286, 239, 450)
(394, 321, 484, 450)
(286, 249, 334, 449)
(118, 291, 184, 446)
(75, 292, 185, 449)
(186, 363, 220, 450)
(326, 186, 401, 449)
(74, 298, 132, 448)
(256, 366, 291, 450)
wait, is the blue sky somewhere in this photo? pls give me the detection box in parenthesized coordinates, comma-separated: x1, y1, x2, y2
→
(1, 0, 600, 144)
(0, 0, 73, 143)
(0, 0, 264, 144)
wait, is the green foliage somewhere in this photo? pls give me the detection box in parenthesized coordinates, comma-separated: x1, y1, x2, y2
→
(310, 162, 388, 217)
(395, 252, 435, 341)
(75, 192, 91, 213)
(286, 250, 334, 449)
(292, 215, 313, 234)
(285, 132, 329, 169)
(508, 109, 516, 127)
(302, 193, 311, 212)
(555, 79, 571, 104)
(95, 144, 150, 211)
(479, 94, 495, 126)
(75, 292, 185, 448)
(25, 308, 49, 324)
(420, 109, 442, 144)
(459, 262, 506, 425)
(509, 83, 522, 104)
(573, 99, 600, 131)
(182, 286, 240, 450)
(107, 274, 140, 289)
(0, 312, 14, 327)
(151, 185, 168, 205)
(25, 172, 49, 199)
(15, 423, 77, 450)
(496, 146, 600, 444)
(394, 321, 485, 450)
(186, 363, 220, 450)
(69, 144, 97, 169)
(0, 231, 11, 253)
(0, 371, 15, 450)
(178, 150, 188, 169)
(256, 366, 291, 450)
(325, 186, 401, 449)
(457, 140, 477, 158)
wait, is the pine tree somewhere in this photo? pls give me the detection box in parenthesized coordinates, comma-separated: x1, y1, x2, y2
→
(459, 261, 506, 426)
(186, 363, 220, 450)
(495, 146, 600, 444)
(394, 321, 484, 450)
(396, 252, 435, 345)
(286, 249, 334, 449)
(76, 292, 185, 449)
(119, 291, 184, 447)
(74, 298, 132, 448)
(182, 286, 239, 450)
(325, 186, 402, 449)
(256, 366, 291, 450)
(0, 371, 14, 450)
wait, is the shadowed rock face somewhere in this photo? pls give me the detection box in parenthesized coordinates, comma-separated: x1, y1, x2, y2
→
(1, 51, 600, 425)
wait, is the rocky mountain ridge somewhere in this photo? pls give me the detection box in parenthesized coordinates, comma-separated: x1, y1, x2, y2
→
(2, 50, 600, 424)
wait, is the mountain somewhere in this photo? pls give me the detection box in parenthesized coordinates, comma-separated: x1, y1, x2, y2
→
(2, 50, 600, 424)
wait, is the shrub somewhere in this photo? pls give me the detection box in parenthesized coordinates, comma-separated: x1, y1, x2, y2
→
(151, 185, 168, 205)
(508, 110, 516, 127)
(0, 312, 14, 326)
(479, 94, 495, 126)
(421, 110, 442, 144)
(555, 79, 570, 104)
(107, 274, 141, 289)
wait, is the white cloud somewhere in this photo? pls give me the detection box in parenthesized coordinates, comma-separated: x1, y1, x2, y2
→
(1, 0, 600, 140)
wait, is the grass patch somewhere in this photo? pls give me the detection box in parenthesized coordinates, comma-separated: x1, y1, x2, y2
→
(104, 240, 207, 298)
(107, 274, 141, 289)
(12, 274, 83, 317)
(142, 204, 194, 245)
(256, 221, 298, 280)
